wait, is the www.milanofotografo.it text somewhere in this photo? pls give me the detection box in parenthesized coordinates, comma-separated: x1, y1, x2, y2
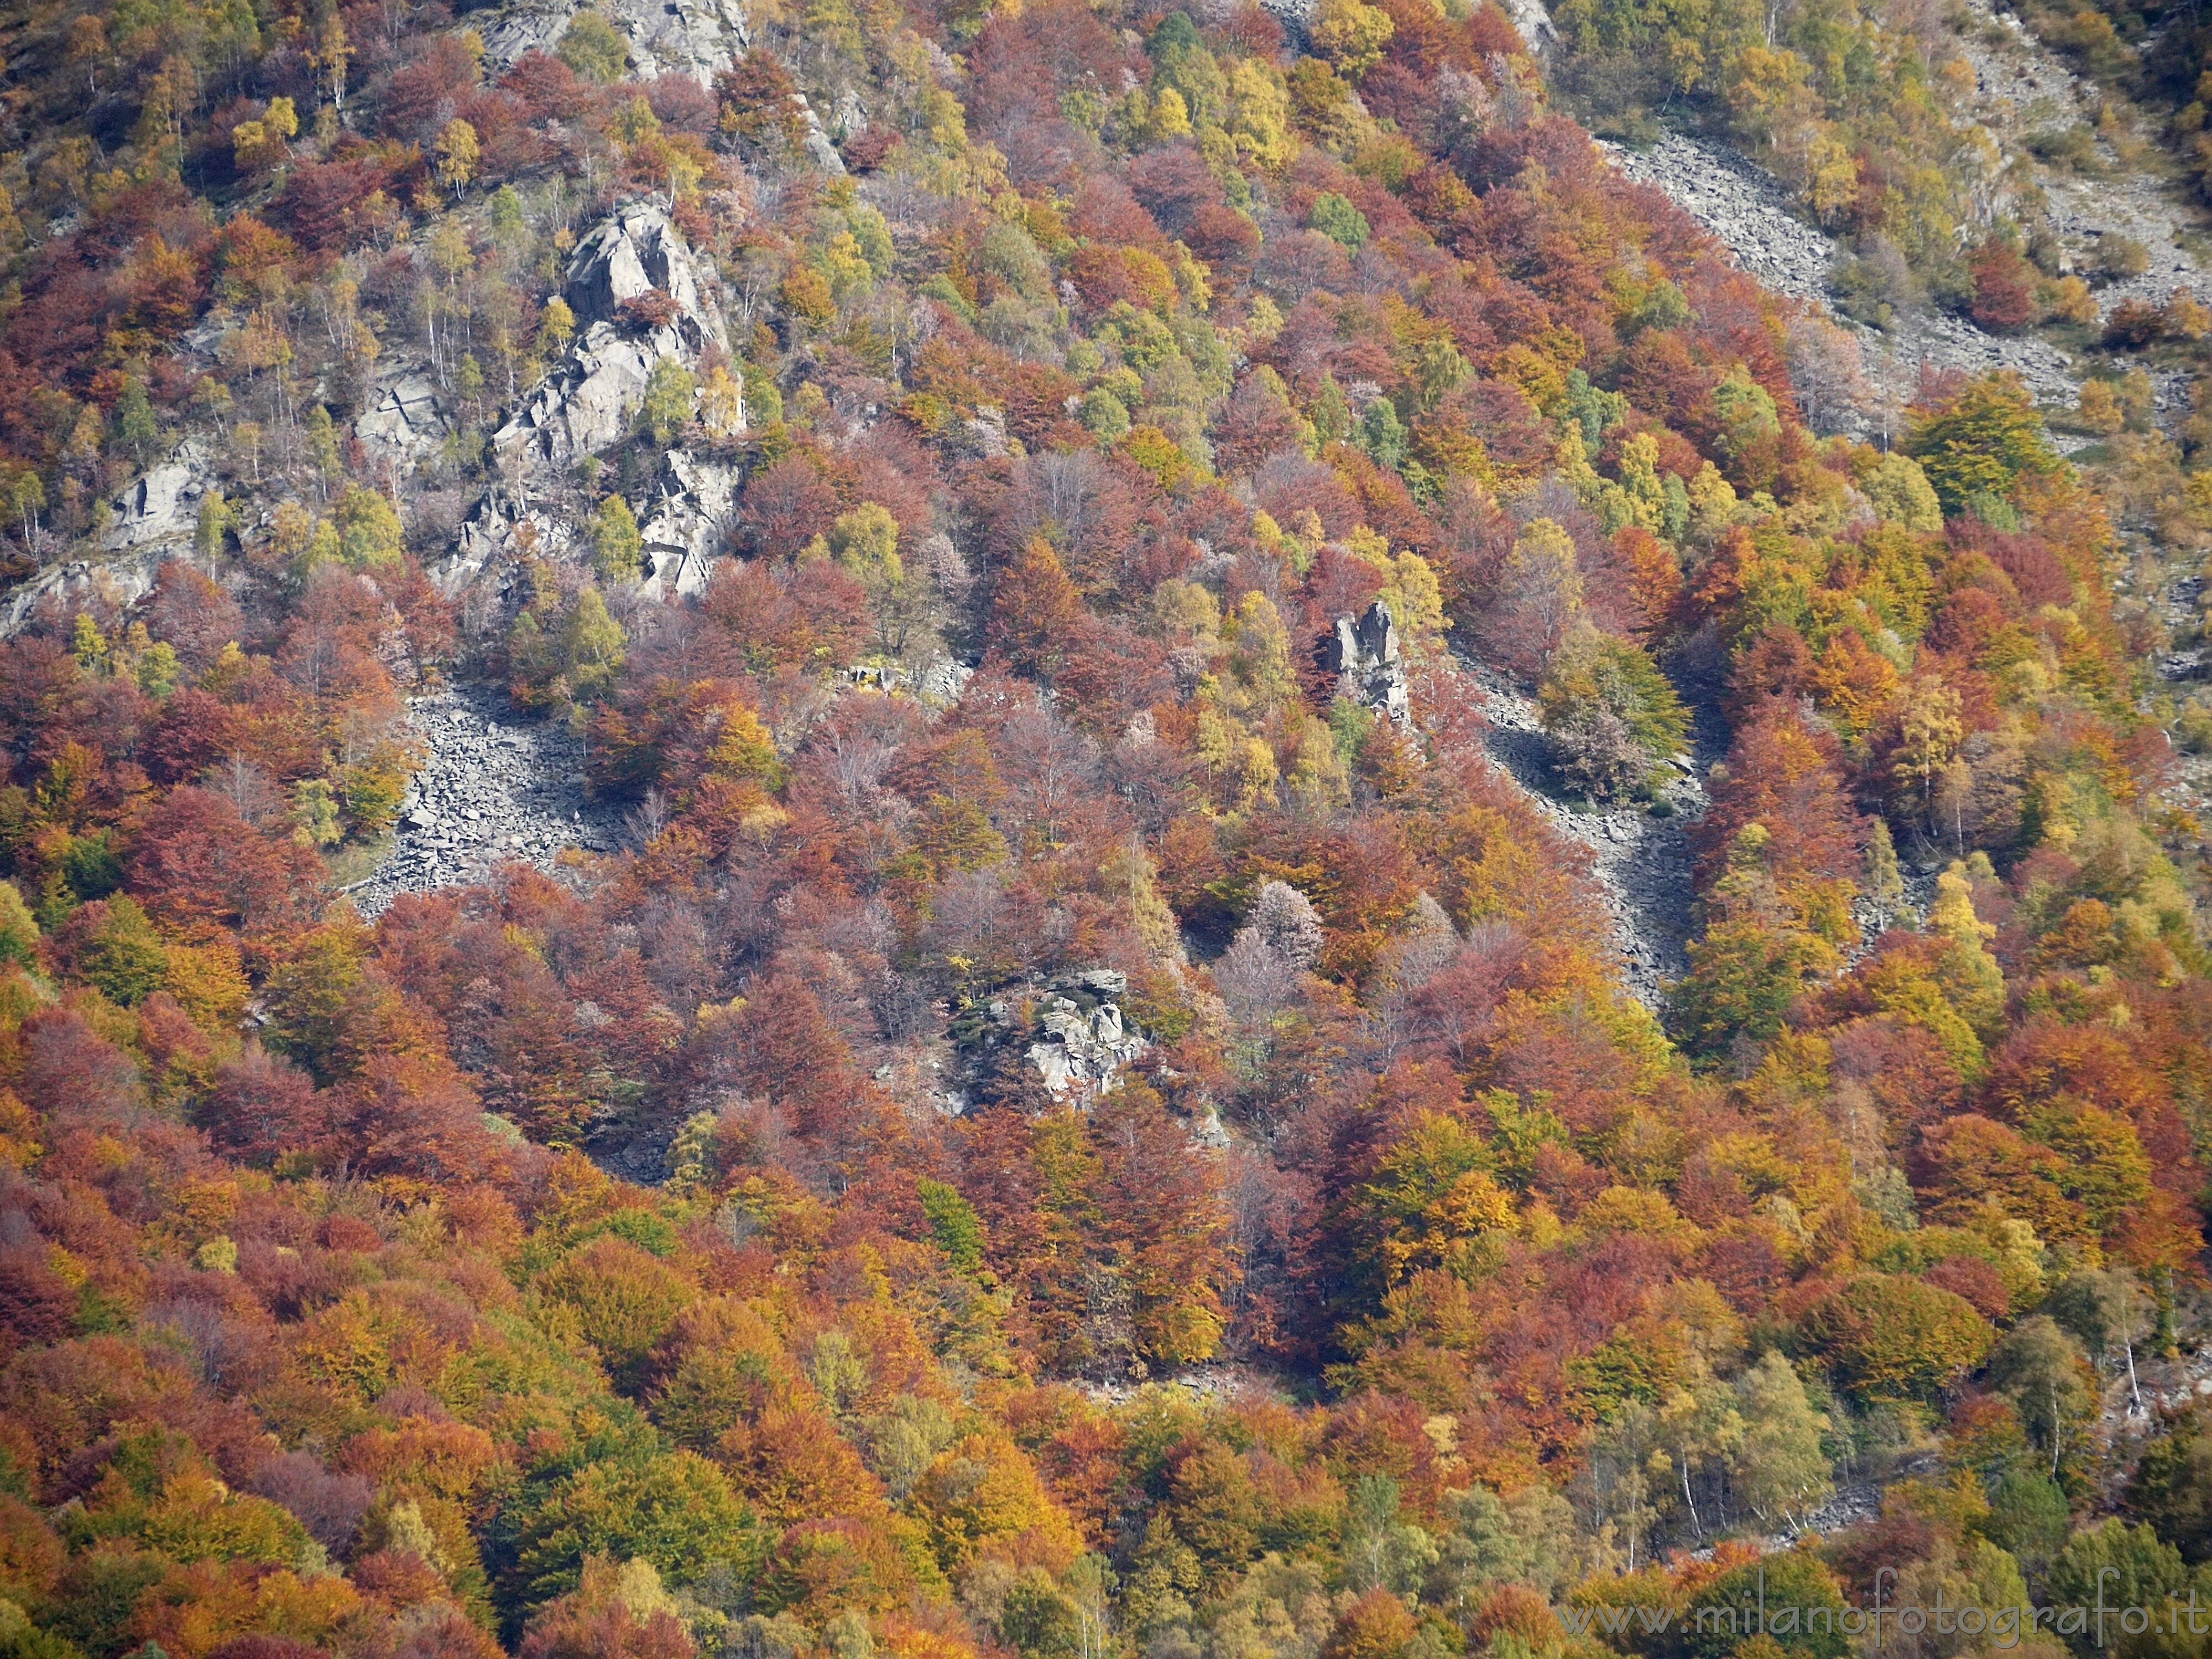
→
(1557, 1566, 2211, 1648)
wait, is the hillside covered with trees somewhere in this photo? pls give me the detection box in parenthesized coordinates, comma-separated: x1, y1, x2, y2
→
(0, 0, 2206, 1655)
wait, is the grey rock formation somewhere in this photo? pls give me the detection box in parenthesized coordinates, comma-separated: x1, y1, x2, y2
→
(442, 201, 743, 603)
(1326, 599, 1410, 724)
(103, 441, 211, 552)
(354, 373, 450, 467)
(914, 654, 975, 707)
(833, 653, 974, 705)
(1026, 969, 1147, 1102)
(789, 93, 847, 173)
(1496, 0, 1556, 52)
(639, 448, 742, 598)
(499, 202, 731, 468)
(439, 491, 577, 598)
(349, 683, 622, 917)
(474, 0, 750, 82)
(2, 547, 174, 636)
(570, 201, 727, 341)
(0, 442, 208, 638)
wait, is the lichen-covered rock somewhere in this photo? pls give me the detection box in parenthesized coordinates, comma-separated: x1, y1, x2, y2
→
(1497, 0, 1557, 51)
(507, 326, 671, 463)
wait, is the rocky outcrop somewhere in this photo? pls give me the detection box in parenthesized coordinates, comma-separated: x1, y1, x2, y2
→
(790, 92, 847, 174)
(354, 373, 449, 467)
(1496, 0, 1557, 53)
(638, 449, 741, 598)
(1025, 970, 1149, 1102)
(2, 547, 174, 635)
(1326, 599, 1411, 724)
(499, 202, 732, 468)
(567, 202, 728, 342)
(834, 653, 975, 706)
(0, 441, 210, 637)
(442, 202, 742, 603)
(104, 441, 212, 552)
(348, 682, 622, 916)
(439, 491, 582, 599)
(474, 0, 750, 83)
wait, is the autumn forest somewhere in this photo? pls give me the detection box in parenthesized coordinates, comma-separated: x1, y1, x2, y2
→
(0, 0, 2205, 1655)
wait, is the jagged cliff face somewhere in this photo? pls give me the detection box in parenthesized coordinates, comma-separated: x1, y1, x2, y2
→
(509, 201, 732, 469)
(439, 201, 743, 603)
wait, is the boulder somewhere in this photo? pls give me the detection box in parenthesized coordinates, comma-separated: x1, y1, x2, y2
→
(915, 654, 974, 707)
(354, 372, 448, 465)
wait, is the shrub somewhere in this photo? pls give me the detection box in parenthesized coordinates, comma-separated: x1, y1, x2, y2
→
(1536, 626, 1689, 800)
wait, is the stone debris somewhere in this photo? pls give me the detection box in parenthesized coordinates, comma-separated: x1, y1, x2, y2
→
(1460, 651, 1708, 1010)
(1601, 0, 2212, 433)
(1953, 0, 2212, 325)
(1602, 134, 1832, 304)
(1326, 599, 1411, 725)
(349, 682, 622, 917)
(1601, 133, 2075, 411)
